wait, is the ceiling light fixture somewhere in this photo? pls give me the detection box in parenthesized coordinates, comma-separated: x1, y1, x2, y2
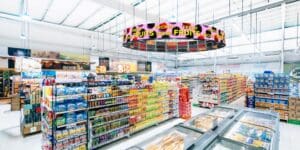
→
(20, 34, 26, 39)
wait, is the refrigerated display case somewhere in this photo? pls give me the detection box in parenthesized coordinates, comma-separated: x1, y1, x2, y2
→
(181, 106, 240, 133)
(223, 122, 274, 150)
(238, 111, 278, 130)
(201, 108, 279, 150)
(204, 137, 265, 150)
(127, 125, 203, 150)
(128, 106, 279, 150)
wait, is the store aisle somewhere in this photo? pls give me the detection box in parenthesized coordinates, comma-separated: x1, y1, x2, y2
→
(0, 104, 41, 150)
(1, 99, 300, 150)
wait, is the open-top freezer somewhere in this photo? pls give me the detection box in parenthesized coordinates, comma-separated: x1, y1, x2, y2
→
(127, 125, 203, 150)
(181, 106, 240, 133)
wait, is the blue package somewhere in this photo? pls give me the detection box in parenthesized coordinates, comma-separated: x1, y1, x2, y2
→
(76, 113, 85, 122)
(67, 103, 76, 111)
(56, 87, 65, 96)
(76, 101, 87, 109)
(55, 104, 67, 112)
(66, 113, 76, 124)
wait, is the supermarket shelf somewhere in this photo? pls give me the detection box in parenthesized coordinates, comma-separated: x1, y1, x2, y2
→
(92, 124, 129, 138)
(255, 96, 288, 101)
(89, 95, 130, 101)
(255, 87, 289, 90)
(89, 102, 128, 110)
(92, 116, 130, 128)
(91, 134, 129, 149)
(46, 93, 86, 101)
(89, 109, 129, 119)
(255, 106, 288, 111)
(55, 132, 87, 143)
(72, 141, 87, 147)
(255, 91, 289, 95)
(55, 108, 87, 115)
(41, 118, 52, 129)
(57, 120, 87, 128)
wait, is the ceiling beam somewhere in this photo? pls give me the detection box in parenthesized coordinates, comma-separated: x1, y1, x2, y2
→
(204, 0, 297, 25)
(75, 7, 103, 28)
(90, 0, 167, 31)
(90, 12, 122, 31)
(59, 0, 83, 24)
(40, 0, 54, 21)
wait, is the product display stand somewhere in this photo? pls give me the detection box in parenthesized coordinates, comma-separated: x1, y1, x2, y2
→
(288, 75, 300, 124)
(254, 72, 289, 120)
(42, 81, 88, 150)
(197, 73, 247, 108)
(179, 87, 191, 119)
(86, 76, 131, 149)
(20, 72, 42, 137)
(129, 81, 179, 134)
(198, 73, 219, 108)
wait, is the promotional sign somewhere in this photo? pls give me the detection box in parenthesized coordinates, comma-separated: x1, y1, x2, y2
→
(123, 22, 226, 52)
(15, 57, 41, 72)
(0, 58, 8, 68)
(99, 57, 110, 71)
(110, 59, 137, 73)
(96, 66, 106, 74)
(31, 50, 90, 62)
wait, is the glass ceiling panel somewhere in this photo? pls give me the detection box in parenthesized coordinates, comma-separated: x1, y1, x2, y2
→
(79, 6, 116, 29)
(63, 0, 101, 26)
(28, 0, 50, 20)
(0, 0, 20, 15)
(44, 0, 80, 23)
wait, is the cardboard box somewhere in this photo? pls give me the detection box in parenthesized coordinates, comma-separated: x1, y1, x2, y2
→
(296, 108, 300, 114)
(22, 125, 41, 136)
(289, 99, 297, 107)
(289, 105, 296, 111)
(289, 112, 297, 120)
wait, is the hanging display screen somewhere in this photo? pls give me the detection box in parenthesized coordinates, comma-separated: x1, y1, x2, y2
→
(178, 42, 188, 52)
(189, 41, 198, 52)
(8, 47, 31, 57)
(156, 42, 166, 52)
(166, 42, 177, 52)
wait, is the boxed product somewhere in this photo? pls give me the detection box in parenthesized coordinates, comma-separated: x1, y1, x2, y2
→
(289, 111, 297, 120)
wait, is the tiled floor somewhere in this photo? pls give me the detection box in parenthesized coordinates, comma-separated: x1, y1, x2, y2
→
(0, 97, 299, 150)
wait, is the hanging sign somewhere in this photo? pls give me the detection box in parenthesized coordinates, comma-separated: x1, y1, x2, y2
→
(123, 22, 225, 52)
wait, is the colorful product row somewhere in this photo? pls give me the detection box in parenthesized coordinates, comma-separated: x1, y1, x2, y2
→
(93, 119, 129, 135)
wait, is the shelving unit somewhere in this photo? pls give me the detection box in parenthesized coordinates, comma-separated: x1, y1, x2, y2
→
(41, 82, 88, 150)
(128, 81, 179, 134)
(254, 72, 290, 121)
(20, 72, 42, 136)
(197, 74, 247, 108)
(86, 75, 132, 149)
(198, 73, 219, 108)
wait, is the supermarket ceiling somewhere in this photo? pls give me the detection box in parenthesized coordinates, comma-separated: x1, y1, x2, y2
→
(0, 0, 299, 37)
